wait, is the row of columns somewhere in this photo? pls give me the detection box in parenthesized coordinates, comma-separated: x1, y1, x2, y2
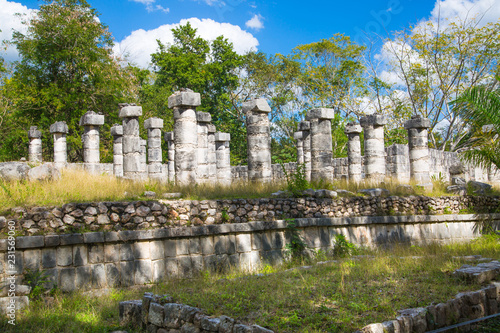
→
(294, 112, 431, 184)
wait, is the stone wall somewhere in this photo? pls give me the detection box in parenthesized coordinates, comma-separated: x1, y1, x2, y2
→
(2, 196, 499, 236)
(1, 210, 498, 295)
(120, 292, 274, 332)
(359, 282, 500, 333)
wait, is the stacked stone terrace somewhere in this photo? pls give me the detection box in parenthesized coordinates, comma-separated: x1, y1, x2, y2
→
(25, 91, 500, 185)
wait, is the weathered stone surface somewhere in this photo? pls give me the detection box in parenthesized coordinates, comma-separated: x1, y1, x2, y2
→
(28, 163, 61, 181)
(0, 162, 31, 181)
(242, 98, 271, 113)
(119, 105, 143, 118)
(49, 121, 69, 133)
(119, 300, 142, 327)
(468, 180, 492, 195)
(168, 90, 201, 108)
(306, 108, 335, 120)
(454, 261, 500, 284)
(79, 111, 104, 126)
(357, 188, 390, 197)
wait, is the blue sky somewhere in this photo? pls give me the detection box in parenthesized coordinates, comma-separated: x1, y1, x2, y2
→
(1, 0, 500, 68)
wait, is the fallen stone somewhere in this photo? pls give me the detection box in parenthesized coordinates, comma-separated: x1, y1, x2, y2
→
(453, 260, 500, 284)
(336, 189, 356, 196)
(315, 189, 337, 198)
(446, 185, 467, 196)
(451, 177, 466, 185)
(28, 163, 61, 181)
(467, 180, 492, 195)
(302, 188, 316, 197)
(0, 162, 31, 181)
(143, 191, 157, 198)
(271, 191, 288, 198)
(162, 192, 182, 199)
(357, 188, 390, 197)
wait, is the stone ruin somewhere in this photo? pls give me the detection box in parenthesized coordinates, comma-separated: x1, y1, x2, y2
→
(22, 90, 500, 186)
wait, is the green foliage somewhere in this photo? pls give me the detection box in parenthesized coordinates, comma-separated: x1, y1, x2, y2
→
(332, 234, 357, 257)
(23, 268, 50, 299)
(453, 76, 500, 170)
(285, 221, 307, 260)
(150, 23, 246, 164)
(282, 163, 308, 197)
(2, 0, 137, 162)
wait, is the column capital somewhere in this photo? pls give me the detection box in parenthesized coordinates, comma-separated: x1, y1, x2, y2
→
(144, 117, 164, 129)
(168, 89, 201, 108)
(344, 122, 362, 134)
(28, 126, 42, 139)
(110, 124, 123, 136)
(306, 108, 334, 120)
(360, 113, 387, 127)
(79, 111, 104, 126)
(242, 98, 271, 114)
(404, 115, 431, 130)
(119, 104, 142, 118)
(50, 121, 68, 134)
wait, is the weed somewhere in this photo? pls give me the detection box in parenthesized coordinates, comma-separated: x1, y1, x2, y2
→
(332, 234, 357, 257)
(443, 207, 452, 214)
(284, 221, 307, 260)
(23, 268, 50, 299)
(221, 209, 230, 223)
(282, 163, 309, 197)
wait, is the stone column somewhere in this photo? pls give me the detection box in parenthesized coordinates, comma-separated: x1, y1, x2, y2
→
(50, 121, 69, 167)
(299, 121, 312, 182)
(207, 124, 217, 183)
(243, 98, 272, 183)
(404, 115, 431, 185)
(28, 126, 42, 163)
(165, 132, 175, 182)
(196, 111, 212, 183)
(79, 111, 105, 173)
(294, 131, 304, 165)
(110, 124, 123, 177)
(144, 117, 164, 181)
(168, 89, 201, 185)
(344, 122, 363, 183)
(215, 132, 231, 185)
(140, 139, 147, 177)
(306, 108, 335, 183)
(118, 103, 143, 180)
(360, 113, 387, 181)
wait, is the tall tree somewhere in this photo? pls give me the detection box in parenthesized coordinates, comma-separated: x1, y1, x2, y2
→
(150, 23, 244, 163)
(292, 34, 366, 116)
(381, 18, 500, 151)
(3, 0, 137, 161)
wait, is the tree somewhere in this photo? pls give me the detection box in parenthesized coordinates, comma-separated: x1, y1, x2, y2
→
(453, 77, 500, 170)
(2, 0, 137, 162)
(292, 34, 366, 116)
(150, 23, 244, 163)
(381, 18, 500, 151)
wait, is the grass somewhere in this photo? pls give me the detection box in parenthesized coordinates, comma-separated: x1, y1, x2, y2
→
(1, 235, 499, 333)
(3, 169, 500, 214)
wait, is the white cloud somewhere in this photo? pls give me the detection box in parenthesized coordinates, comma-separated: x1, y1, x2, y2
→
(428, 0, 500, 26)
(130, 0, 169, 13)
(245, 14, 264, 31)
(0, 0, 37, 62)
(114, 17, 259, 68)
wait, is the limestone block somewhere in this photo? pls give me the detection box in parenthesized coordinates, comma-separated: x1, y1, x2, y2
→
(105, 263, 120, 287)
(144, 117, 164, 129)
(50, 121, 68, 134)
(404, 116, 431, 129)
(119, 105, 143, 118)
(111, 124, 123, 136)
(360, 113, 387, 127)
(168, 90, 201, 108)
(299, 121, 311, 131)
(135, 259, 152, 285)
(293, 131, 303, 140)
(79, 111, 104, 126)
(91, 264, 106, 288)
(215, 132, 231, 142)
(242, 98, 271, 113)
(306, 108, 335, 120)
(119, 300, 142, 327)
(42, 248, 56, 268)
(345, 123, 362, 134)
(152, 259, 166, 283)
(59, 267, 76, 292)
(28, 126, 42, 138)
(208, 124, 216, 133)
(196, 111, 212, 123)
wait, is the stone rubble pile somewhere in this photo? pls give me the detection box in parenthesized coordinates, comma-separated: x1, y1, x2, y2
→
(119, 292, 274, 333)
(2, 196, 499, 236)
(358, 282, 500, 333)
